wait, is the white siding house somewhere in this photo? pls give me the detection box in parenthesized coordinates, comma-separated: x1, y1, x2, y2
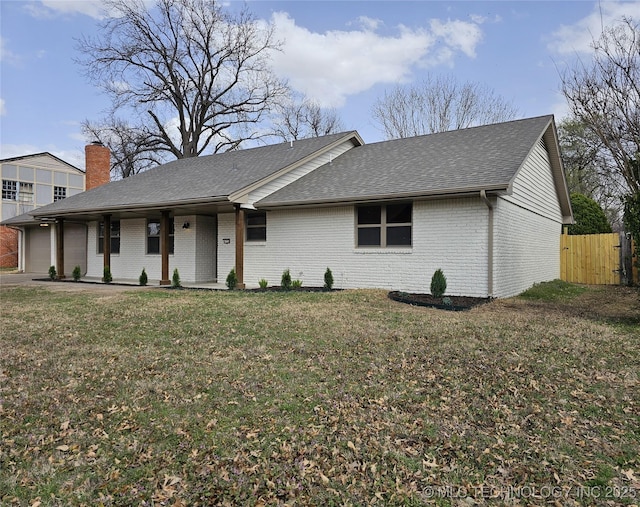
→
(10, 116, 573, 297)
(1, 153, 85, 271)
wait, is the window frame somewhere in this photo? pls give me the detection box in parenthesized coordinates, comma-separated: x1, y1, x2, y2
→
(147, 218, 175, 255)
(245, 211, 267, 242)
(53, 186, 66, 202)
(356, 202, 412, 248)
(18, 182, 34, 203)
(97, 220, 121, 254)
(2, 180, 17, 201)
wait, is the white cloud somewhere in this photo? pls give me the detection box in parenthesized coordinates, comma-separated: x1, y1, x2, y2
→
(24, 0, 155, 20)
(429, 18, 483, 58)
(470, 13, 502, 25)
(24, 1, 105, 19)
(0, 37, 21, 65)
(549, 0, 640, 54)
(0, 98, 6, 116)
(268, 12, 485, 108)
(1, 144, 40, 159)
(356, 16, 383, 31)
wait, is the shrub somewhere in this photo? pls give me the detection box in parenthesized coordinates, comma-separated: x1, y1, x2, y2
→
(281, 269, 292, 291)
(48, 265, 57, 280)
(324, 267, 334, 290)
(103, 266, 112, 284)
(139, 268, 148, 286)
(430, 268, 447, 298)
(292, 279, 303, 289)
(172, 268, 181, 288)
(568, 193, 612, 235)
(259, 278, 268, 289)
(72, 265, 82, 282)
(226, 268, 238, 290)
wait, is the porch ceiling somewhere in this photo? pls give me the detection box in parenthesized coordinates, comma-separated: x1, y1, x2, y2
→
(46, 201, 235, 222)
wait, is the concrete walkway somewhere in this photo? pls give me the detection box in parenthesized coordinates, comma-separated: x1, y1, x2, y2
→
(0, 271, 230, 292)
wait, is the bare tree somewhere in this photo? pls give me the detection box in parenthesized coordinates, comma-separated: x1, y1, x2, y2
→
(371, 74, 519, 139)
(560, 17, 640, 195)
(76, 0, 289, 158)
(82, 118, 166, 178)
(558, 117, 625, 229)
(272, 96, 346, 141)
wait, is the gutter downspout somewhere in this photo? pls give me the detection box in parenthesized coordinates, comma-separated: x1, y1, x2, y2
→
(480, 190, 494, 298)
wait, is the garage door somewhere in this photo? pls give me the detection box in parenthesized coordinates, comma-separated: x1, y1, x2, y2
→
(24, 223, 87, 275)
(25, 226, 51, 273)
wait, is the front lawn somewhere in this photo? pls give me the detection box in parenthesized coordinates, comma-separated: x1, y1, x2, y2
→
(1, 284, 638, 506)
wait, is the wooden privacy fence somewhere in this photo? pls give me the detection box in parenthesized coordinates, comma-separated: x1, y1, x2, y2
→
(561, 232, 637, 285)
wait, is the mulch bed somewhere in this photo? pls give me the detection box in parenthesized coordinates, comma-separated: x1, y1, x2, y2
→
(388, 291, 492, 311)
(245, 286, 336, 293)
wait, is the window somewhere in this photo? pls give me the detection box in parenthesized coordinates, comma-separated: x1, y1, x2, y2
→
(53, 186, 66, 201)
(98, 221, 121, 254)
(18, 182, 34, 203)
(147, 218, 174, 254)
(2, 180, 17, 200)
(356, 203, 412, 247)
(246, 211, 266, 241)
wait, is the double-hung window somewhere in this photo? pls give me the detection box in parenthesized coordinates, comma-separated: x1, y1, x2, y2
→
(18, 182, 34, 203)
(246, 211, 267, 241)
(98, 220, 121, 254)
(147, 218, 174, 254)
(356, 203, 412, 247)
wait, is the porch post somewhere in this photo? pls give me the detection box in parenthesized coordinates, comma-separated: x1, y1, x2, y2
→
(160, 210, 170, 285)
(103, 214, 111, 272)
(55, 218, 65, 279)
(234, 205, 245, 289)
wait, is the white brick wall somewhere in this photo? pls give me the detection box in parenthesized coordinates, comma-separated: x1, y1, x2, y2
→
(493, 198, 561, 298)
(86, 215, 215, 283)
(238, 198, 490, 296)
(491, 139, 563, 297)
(217, 213, 236, 283)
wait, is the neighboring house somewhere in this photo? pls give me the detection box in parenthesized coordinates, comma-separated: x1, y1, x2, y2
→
(3, 115, 573, 297)
(1, 144, 110, 272)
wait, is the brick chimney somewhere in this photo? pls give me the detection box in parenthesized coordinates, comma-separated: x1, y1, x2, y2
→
(85, 142, 110, 190)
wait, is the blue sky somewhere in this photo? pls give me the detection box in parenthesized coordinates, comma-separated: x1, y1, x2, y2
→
(1, 0, 639, 169)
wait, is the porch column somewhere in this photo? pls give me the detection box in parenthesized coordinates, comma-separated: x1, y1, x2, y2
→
(55, 218, 65, 279)
(160, 210, 170, 285)
(234, 205, 245, 289)
(103, 214, 111, 271)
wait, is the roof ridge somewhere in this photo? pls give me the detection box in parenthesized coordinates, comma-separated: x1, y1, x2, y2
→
(366, 114, 553, 147)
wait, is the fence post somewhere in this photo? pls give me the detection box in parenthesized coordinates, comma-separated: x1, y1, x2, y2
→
(619, 232, 632, 286)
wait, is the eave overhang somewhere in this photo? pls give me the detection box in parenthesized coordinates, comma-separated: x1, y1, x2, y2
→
(256, 184, 510, 210)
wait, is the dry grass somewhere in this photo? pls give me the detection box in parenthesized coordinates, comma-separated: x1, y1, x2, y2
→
(1, 284, 638, 506)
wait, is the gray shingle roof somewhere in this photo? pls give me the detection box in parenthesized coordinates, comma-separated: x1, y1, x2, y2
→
(30, 132, 357, 218)
(258, 115, 555, 206)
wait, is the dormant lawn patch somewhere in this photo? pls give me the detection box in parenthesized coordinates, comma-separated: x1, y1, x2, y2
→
(1, 284, 638, 506)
